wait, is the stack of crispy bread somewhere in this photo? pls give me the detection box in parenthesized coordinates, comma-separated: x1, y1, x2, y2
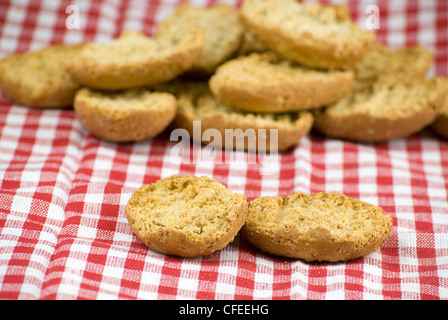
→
(0, 0, 447, 148)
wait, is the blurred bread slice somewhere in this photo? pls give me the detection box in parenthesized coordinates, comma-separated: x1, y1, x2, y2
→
(314, 43, 442, 142)
(353, 44, 434, 90)
(430, 77, 448, 139)
(126, 174, 248, 257)
(0, 44, 83, 108)
(209, 52, 354, 113)
(237, 27, 269, 56)
(171, 81, 314, 152)
(157, 3, 244, 75)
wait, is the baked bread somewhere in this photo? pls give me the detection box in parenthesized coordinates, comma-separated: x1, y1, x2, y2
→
(157, 3, 244, 75)
(73, 87, 176, 142)
(240, 0, 375, 69)
(236, 3, 351, 56)
(313, 78, 445, 142)
(242, 192, 393, 262)
(431, 78, 448, 139)
(171, 81, 314, 152)
(65, 28, 203, 90)
(209, 52, 354, 113)
(353, 44, 434, 90)
(237, 27, 269, 56)
(0, 44, 83, 108)
(126, 174, 248, 257)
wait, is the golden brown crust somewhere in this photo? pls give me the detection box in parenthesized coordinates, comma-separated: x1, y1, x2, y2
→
(157, 3, 244, 75)
(430, 77, 448, 139)
(73, 87, 177, 142)
(242, 192, 393, 262)
(209, 52, 354, 113)
(313, 78, 446, 142)
(65, 29, 203, 90)
(0, 44, 83, 108)
(240, 0, 376, 69)
(431, 113, 448, 139)
(125, 175, 248, 257)
(171, 81, 314, 152)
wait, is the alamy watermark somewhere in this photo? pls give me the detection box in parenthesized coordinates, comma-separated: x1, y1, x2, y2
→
(170, 121, 280, 176)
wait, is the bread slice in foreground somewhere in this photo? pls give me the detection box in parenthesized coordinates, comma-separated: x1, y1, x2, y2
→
(430, 77, 448, 139)
(157, 3, 244, 75)
(242, 192, 393, 262)
(236, 3, 351, 56)
(171, 81, 314, 152)
(240, 0, 375, 69)
(126, 175, 248, 257)
(0, 44, 83, 108)
(209, 52, 354, 113)
(73, 87, 176, 142)
(65, 28, 203, 90)
(313, 78, 445, 142)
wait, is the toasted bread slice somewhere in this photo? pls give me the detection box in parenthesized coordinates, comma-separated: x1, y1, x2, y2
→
(242, 192, 393, 262)
(353, 44, 434, 90)
(73, 87, 176, 142)
(65, 28, 203, 90)
(0, 44, 83, 108)
(430, 77, 448, 139)
(157, 3, 244, 75)
(126, 174, 248, 257)
(314, 42, 442, 142)
(209, 52, 354, 113)
(240, 0, 375, 69)
(236, 3, 351, 56)
(171, 81, 314, 151)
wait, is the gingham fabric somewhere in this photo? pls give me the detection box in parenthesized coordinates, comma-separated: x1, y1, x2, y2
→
(0, 0, 447, 300)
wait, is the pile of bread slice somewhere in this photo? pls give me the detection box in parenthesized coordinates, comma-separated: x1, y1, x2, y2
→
(126, 174, 393, 262)
(0, 0, 447, 150)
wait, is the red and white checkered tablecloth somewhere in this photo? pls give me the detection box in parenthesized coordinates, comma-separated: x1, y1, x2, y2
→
(0, 0, 447, 301)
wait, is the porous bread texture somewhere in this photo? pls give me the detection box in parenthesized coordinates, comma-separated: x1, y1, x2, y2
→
(240, 0, 376, 69)
(353, 44, 434, 90)
(242, 192, 393, 262)
(73, 87, 177, 142)
(236, 3, 351, 56)
(314, 43, 442, 142)
(209, 52, 354, 113)
(65, 29, 203, 90)
(0, 44, 83, 108)
(157, 3, 244, 75)
(430, 78, 448, 139)
(125, 174, 248, 257)
(237, 27, 269, 56)
(171, 81, 314, 152)
(313, 78, 446, 142)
